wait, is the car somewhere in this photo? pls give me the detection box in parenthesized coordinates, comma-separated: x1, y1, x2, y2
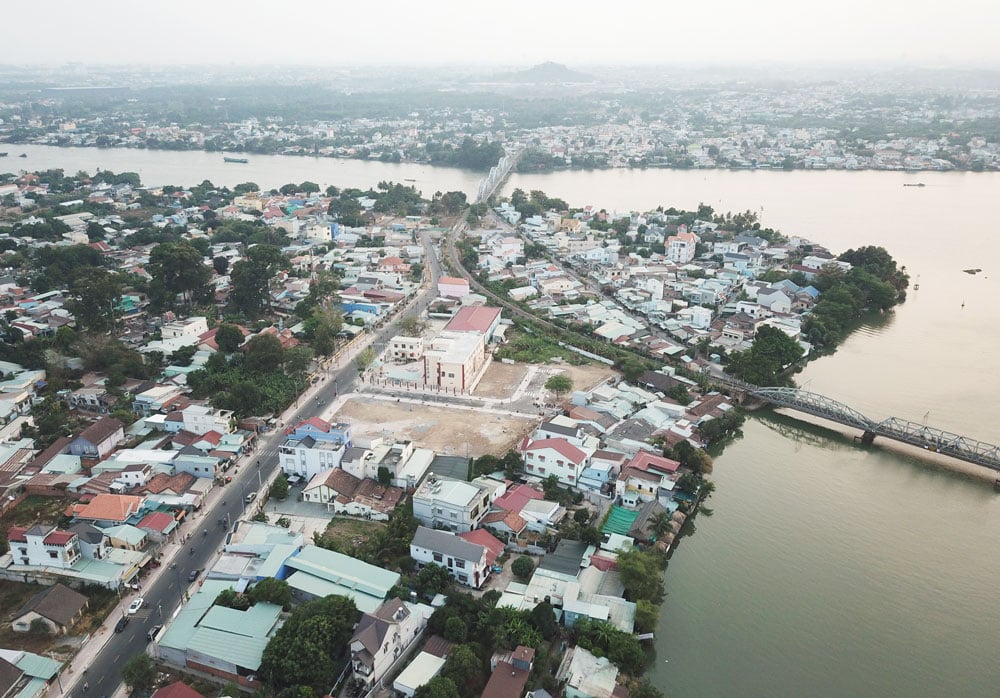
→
(147, 624, 163, 642)
(127, 597, 145, 615)
(114, 616, 129, 633)
(188, 569, 201, 582)
(245, 492, 257, 503)
(225, 475, 233, 483)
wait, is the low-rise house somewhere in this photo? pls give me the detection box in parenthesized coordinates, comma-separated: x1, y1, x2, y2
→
(68, 493, 146, 527)
(520, 437, 594, 488)
(302, 469, 403, 520)
(410, 526, 502, 589)
(481, 646, 534, 698)
(283, 545, 400, 613)
(412, 474, 499, 533)
(557, 646, 621, 698)
(68, 417, 125, 462)
(349, 598, 432, 690)
(7, 525, 82, 568)
(11, 583, 88, 635)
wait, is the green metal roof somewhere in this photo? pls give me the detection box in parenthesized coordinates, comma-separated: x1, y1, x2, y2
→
(199, 602, 281, 638)
(285, 546, 399, 599)
(103, 524, 148, 545)
(186, 627, 270, 671)
(158, 580, 235, 651)
(14, 677, 47, 698)
(285, 570, 384, 614)
(13, 652, 60, 680)
(256, 543, 297, 579)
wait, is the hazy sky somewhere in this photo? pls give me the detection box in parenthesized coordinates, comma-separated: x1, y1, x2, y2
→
(2, 0, 998, 68)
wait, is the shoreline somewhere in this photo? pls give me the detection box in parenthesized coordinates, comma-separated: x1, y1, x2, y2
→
(3, 140, 998, 174)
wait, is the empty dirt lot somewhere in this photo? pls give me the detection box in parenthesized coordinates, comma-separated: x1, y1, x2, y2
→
(473, 361, 529, 399)
(552, 362, 617, 392)
(334, 396, 538, 457)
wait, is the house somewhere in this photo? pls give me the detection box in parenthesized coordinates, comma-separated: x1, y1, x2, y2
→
(278, 434, 346, 482)
(412, 474, 500, 533)
(11, 583, 88, 635)
(301, 469, 403, 520)
(519, 437, 594, 488)
(481, 646, 534, 698)
(178, 404, 233, 436)
(69, 493, 146, 527)
(410, 526, 502, 589)
(7, 525, 81, 568)
(392, 651, 447, 698)
(557, 646, 621, 698)
(349, 598, 432, 689)
(68, 417, 125, 461)
(437, 276, 470, 299)
(422, 331, 487, 393)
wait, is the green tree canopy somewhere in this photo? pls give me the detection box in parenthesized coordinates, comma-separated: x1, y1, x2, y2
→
(215, 323, 245, 353)
(243, 333, 284, 373)
(66, 267, 122, 333)
(229, 245, 290, 317)
(148, 240, 211, 309)
(511, 555, 534, 580)
(544, 373, 573, 398)
(413, 676, 460, 698)
(121, 652, 156, 691)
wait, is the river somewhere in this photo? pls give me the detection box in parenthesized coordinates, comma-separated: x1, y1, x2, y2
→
(0, 144, 483, 197)
(503, 169, 1000, 697)
(10, 147, 1000, 695)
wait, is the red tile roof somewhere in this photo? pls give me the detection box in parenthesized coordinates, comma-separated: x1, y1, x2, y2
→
(444, 306, 501, 334)
(627, 451, 680, 474)
(458, 529, 505, 567)
(137, 511, 176, 533)
(151, 682, 206, 698)
(43, 530, 77, 546)
(522, 438, 587, 465)
(493, 484, 543, 514)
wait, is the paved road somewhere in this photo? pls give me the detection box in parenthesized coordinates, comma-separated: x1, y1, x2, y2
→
(76, 218, 454, 698)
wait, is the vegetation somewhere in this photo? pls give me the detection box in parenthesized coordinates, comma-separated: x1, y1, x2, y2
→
(259, 594, 359, 693)
(726, 325, 805, 385)
(544, 373, 573, 399)
(511, 555, 535, 580)
(121, 652, 157, 692)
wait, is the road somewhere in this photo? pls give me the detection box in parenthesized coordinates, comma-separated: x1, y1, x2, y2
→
(75, 219, 451, 698)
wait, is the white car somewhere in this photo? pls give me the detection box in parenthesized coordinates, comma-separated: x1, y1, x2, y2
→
(128, 597, 145, 615)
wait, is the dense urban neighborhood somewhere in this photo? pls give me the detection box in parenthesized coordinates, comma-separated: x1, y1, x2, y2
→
(0, 156, 908, 698)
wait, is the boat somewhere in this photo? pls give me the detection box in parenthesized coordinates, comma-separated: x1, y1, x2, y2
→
(0, 152, 7, 157)
(18, 153, 26, 158)
(223, 156, 249, 164)
(903, 183, 925, 187)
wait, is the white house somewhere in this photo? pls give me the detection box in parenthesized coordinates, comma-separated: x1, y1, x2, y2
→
(7, 525, 82, 569)
(179, 404, 234, 436)
(410, 526, 501, 589)
(411, 474, 504, 533)
(350, 599, 433, 690)
(666, 229, 699, 264)
(279, 435, 346, 482)
(437, 276, 470, 299)
(520, 437, 594, 488)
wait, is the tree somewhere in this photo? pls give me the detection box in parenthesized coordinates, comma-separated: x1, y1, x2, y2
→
(260, 595, 359, 692)
(416, 563, 452, 597)
(213, 256, 229, 275)
(529, 600, 559, 640)
(243, 333, 284, 373)
(726, 325, 804, 385)
(250, 577, 292, 609)
(398, 314, 426, 337)
(121, 652, 156, 692)
(148, 240, 211, 308)
(617, 549, 664, 603)
(413, 676, 460, 698)
(215, 323, 245, 353)
(229, 245, 290, 317)
(441, 644, 486, 698)
(377, 466, 392, 487)
(66, 267, 121, 333)
(270, 473, 289, 501)
(544, 373, 573, 399)
(634, 599, 660, 634)
(511, 555, 534, 580)
(309, 306, 343, 356)
(444, 616, 467, 643)
(356, 346, 376, 373)
(630, 678, 666, 698)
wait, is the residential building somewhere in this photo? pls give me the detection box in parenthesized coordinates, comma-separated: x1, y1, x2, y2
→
(278, 433, 346, 482)
(11, 583, 88, 635)
(666, 229, 700, 264)
(349, 598, 432, 689)
(557, 646, 621, 698)
(410, 526, 502, 589)
(437, 276, 470, 299)
(301, 469, 403, 520)
(481, 646, 534, 698)
(7, 525, 82, 568)
(411, 474, 500, 533)
(178, 404, 234, 436)
(68, 417, 125, 461)
(520, 437, 594, 487)
(389, 336, 424, 362)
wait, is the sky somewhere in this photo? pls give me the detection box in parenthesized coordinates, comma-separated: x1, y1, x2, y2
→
(2, 0, 998, 68)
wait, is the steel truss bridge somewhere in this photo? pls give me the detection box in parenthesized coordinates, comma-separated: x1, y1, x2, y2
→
(716, 379, 1000, 472)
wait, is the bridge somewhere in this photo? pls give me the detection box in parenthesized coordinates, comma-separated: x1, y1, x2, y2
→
(475, 147, 522, 203)
(714, 377, 1000, 472)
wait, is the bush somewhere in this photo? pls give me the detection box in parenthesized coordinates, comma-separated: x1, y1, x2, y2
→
(511, 555, 534, 580)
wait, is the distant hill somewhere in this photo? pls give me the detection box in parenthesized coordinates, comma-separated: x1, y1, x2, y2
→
(492, 62, 595, 84)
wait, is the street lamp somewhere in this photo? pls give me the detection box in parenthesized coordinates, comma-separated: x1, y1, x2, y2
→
(170, 563, 185, 603)
(49, 653, 63, 692)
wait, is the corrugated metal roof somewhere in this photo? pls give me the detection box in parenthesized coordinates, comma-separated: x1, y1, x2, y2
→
(199, 602, 280, 638)
(187, 626, 269, 671)
(284, 546, 399, 599)
(285, 570, 384, 614)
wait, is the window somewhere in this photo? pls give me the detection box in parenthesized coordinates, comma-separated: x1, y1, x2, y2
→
(539, 467, 546, 474)
(455, 559, 465, 569)
(458, 574, 468, 583)
(450, 512, 457, 519)
(538, 455, 546, 462)
(557, 460, 564, 466)
(433, 552, 443, 563)
(48, 551, 58, 559)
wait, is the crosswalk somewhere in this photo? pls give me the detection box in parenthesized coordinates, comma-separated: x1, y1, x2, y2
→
(130, 608, 153, 620)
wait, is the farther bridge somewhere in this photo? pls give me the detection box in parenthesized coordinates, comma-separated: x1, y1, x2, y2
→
(714, 377, 1000, 472)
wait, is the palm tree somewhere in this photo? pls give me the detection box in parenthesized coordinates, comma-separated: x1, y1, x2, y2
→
(649, 512, 673, 539)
